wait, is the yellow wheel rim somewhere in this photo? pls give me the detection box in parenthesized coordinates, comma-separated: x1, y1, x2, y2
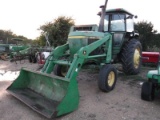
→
(134, 48, 141, 69)
(107, 71, 115, 87)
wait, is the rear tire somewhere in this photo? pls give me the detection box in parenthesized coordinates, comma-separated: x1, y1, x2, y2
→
(141, 81, 155, 101)
(54, 64, 68, 77)
(29, 55, 37, 63)
(121, 39, 142, 75)
(98, 64, 117, 92)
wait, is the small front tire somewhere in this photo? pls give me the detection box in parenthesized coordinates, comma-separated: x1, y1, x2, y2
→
(98, 64, 117, 92)
(141, 81, 155, 101)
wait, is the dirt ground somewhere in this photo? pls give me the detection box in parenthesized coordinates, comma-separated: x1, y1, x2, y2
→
(0, 60, 160, 120)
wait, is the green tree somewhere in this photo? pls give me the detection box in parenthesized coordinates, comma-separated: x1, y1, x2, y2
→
(0, 29, 33, 45)
(152, 33, 160, 48)
(0, 30, 14, 44)
(135, 21, 157, 51)
(39, 16, 75, 47)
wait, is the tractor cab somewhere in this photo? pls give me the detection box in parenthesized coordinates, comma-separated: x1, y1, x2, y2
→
(99, 8, 139, 60)
(102, 8, 139, 42)
(103, 8, 136, 32)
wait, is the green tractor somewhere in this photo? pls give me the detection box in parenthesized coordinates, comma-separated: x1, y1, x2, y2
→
(141, 53, 160, 101)
(7, 0, 142, 118)
(10, 38, 29, 59)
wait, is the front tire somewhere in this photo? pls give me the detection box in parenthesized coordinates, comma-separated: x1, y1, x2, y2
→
(98, 64, 117, 92)
(121, 39, 142, 75)
(141, 81, 155, 101)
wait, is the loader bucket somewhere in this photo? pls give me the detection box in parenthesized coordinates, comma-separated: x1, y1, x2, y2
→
(7, 68, 79, 118)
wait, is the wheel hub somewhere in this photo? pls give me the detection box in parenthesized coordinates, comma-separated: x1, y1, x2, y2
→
(134, 48, 140, 69)
(107, 71, 115, 87)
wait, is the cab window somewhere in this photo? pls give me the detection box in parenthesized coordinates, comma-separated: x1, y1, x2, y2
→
(110, 14, 125, 31)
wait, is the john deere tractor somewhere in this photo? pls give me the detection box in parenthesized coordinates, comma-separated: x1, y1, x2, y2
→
(7, 0, 142, 118)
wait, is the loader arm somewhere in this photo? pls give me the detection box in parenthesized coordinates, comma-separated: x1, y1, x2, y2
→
(42, 43, 69, 73)
(56, 33, 112, 116)
(66, 33, 112, 79)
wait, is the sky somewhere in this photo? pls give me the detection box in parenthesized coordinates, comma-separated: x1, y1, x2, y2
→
(0, 0, 159, 39)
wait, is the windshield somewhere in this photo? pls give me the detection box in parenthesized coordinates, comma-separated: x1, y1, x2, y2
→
(110, 14, 125, 31)
(104, 14, 126, 32)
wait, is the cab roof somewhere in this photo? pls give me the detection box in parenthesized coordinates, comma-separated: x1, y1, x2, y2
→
(98, 8, 134, 16)
(106, 8, 134, 15)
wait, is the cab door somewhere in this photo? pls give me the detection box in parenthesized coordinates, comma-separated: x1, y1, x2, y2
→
(109, 14, 126, 60)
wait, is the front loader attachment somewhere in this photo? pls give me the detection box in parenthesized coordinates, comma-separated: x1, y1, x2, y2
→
(7, 33, 112, 118)
(7, 68, 79, 118)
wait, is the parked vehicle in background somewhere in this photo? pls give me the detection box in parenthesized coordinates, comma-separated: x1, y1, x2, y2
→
(36, 32, 53, 65)
(36, 48, 52, 65)
(141, 52, 160, 101)
(142, 52, 159, 66)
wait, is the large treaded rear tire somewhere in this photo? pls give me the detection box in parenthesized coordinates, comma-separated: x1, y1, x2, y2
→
(121, 39, 142, 75)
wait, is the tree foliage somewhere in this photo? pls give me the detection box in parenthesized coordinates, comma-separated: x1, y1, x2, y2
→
(37, 16, 75, 47)
(33, 35, 46, 46)
(135, 21, 160, 51)
(0, 29, 32, 45)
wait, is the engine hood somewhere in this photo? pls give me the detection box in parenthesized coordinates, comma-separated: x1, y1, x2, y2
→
(68, 31, 105, 39)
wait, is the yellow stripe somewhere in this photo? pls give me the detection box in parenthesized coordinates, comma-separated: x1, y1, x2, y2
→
(68, 36, 101, 39)
(68, 36, 87, 39)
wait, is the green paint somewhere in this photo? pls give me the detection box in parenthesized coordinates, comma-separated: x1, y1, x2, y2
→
(147, 63, 160, 81)
(10, 45, 29, 52)
(56, 77, 79, 116)
(7, 68, 71, 118)
(7, 32, 113, 118)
